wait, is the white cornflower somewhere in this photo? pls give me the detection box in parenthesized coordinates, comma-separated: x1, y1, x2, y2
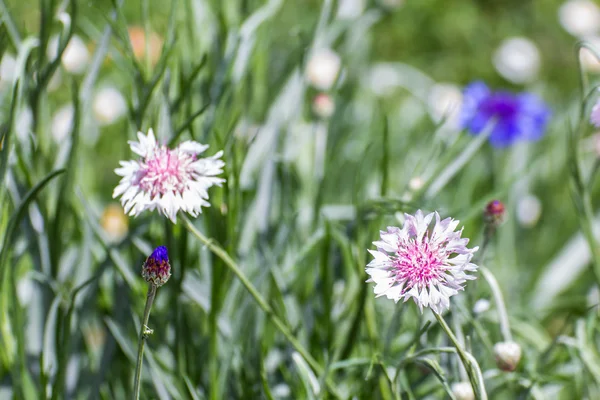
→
(366, 210, 478, 313)
(93, 87, 127, 126)
(113, 129, 225, 223)
(493, 37, 540, 84)
(559, 0, 600, 37)
(305, 48, 341, 90)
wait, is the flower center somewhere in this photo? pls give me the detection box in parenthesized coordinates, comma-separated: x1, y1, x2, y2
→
(481, 93, 518, 119)
(392, 237, 446, 290)
(138, 147, 194, 197)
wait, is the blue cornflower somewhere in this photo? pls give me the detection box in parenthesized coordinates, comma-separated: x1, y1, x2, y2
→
(142, 246, 171, 287)
(459, 81, 551, 147)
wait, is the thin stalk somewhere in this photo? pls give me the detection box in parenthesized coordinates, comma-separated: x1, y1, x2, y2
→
(133, 284, 157, 400)
(479, 266, 512, 342)
(182, 216, 343, 398)
(433, 311, 487, 400)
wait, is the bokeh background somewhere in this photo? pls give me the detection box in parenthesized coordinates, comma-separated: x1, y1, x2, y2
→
(2, 0, 600, 399)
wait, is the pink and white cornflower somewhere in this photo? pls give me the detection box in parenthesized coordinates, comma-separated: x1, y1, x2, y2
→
(366, 210, 478, 313)
(113, 129, 225, 223)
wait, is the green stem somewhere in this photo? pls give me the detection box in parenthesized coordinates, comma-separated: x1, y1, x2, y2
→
(133, 284, 157, 400)
(480, 266, 512, 342)
(182, 216, 343, 398)
(433, 311, 487, 400)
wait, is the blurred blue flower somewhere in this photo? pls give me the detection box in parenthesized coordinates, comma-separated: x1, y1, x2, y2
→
(459, 81, 551, 147)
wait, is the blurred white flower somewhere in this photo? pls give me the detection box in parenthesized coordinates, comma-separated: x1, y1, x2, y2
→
(312, 93, 335, 119)
(473, 298, 491, 314)
(451, 382, 474, 400)
(493, 341, 522, 372)
(559, 0, 600, 37)
(408, 176, 424, 191)
(305, 48, 341, 90)
(48, 35, 90, 75)
(0, 53, 16, 86)
(51, 104, 74, 142)
(337, 0, 365, 19)
(493, 37, 540, 84)
(93, 87, 127, 126)
(516, 194, 542, 228)
(271, 384, 291, 398)
(428, 82, 462, 126)
(579, 37, 600, 72)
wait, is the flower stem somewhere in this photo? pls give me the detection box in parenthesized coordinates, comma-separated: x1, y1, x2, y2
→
(183, 216, 343, 398)
(133, 284, 157, 400)
(480, 266, 512, 342)
(433, 311, 487, 400)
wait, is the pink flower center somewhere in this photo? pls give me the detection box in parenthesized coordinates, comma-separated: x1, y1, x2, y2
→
(392, 237, 447, 291)
(137, 147, 194, 197)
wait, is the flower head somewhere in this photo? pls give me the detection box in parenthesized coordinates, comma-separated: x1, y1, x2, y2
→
(484, 200, 506, 227)
(559, 0, 600, 37)
(142, 246, 171, 287)
(113, 129, 225, 223)
(493, 341, 522, 372)
(451, 382, 474, 400)
(366, 210, 478, 313)
(492, 37, 540, 84)
(93, 87, 127, 126)
(305, 48, 341, 90)
(459, 81, 551, 147)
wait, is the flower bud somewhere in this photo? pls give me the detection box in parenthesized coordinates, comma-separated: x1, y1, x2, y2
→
(142, 246, 171, 287)
(484, 200, 505, 227)
(493, 341, 522, 372)
(312, 93, 335, 119)
(451, 382, 474, 400)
